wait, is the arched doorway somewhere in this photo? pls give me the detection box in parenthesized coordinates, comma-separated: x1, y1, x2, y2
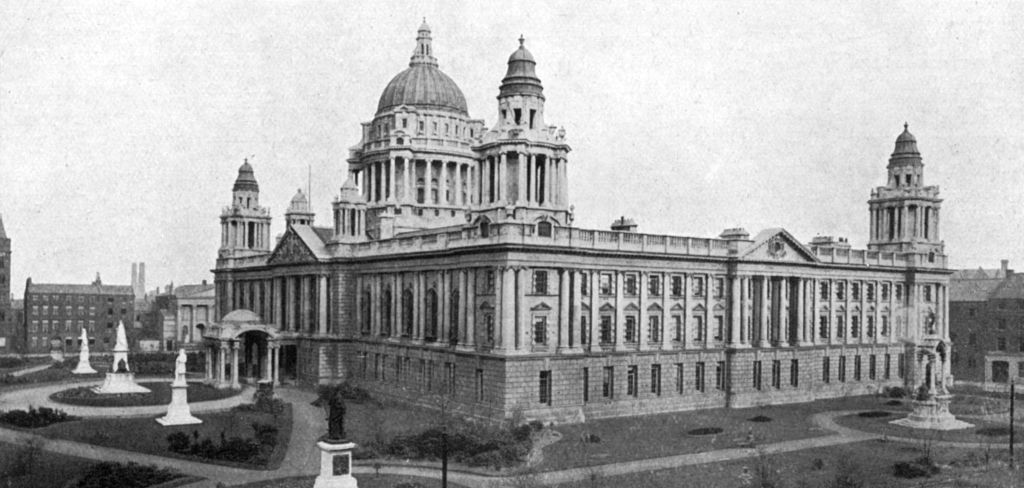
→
(238, 330, 271, 384)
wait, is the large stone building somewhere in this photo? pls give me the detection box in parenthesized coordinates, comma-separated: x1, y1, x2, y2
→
(206, 23, 954, 422)
(152, 282, 215, 352)
(22, 274, 135, 354)
(0, 215, 12, 351)
(949, 261, 1022, 387)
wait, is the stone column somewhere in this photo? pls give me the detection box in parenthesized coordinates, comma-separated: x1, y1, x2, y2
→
(465, 268, 477, 348)
(318, 275, 328, 336)
(441, 271, 450, 343)
(546, 157, 554, 207)
(204, 346, 212, 381)
(758, 276, 769, 347)
(515, 267, 528, 349)
(526, 154, 534, 204)
(558, 268, 571, 351)
(570, 269, 583, 350)
(638, 272, 649, 351)
(588, 270, 598, 351)
(415, 272, 425, 342)
(454, 163, 463, 206)
(498, 153, 507, 204)
(500, 267, 516, 352)
(230, 341, 240, 389)
(661, 273, 671, 350)
(217, 343, 226, 385)
(682, 273, 691, 349)
(391, 274, 400, 338)
(387, 157, 395, 202)
(560, 158, 568, 207)
(729, 274, 741, 346)
(403, 159, 413, 203)
(796, 278, 807, 345)
(614, 271, 626, 351)
(263, 342, 272, 381)
(271, 345, 280, 385)
(517, 152, 527, 205)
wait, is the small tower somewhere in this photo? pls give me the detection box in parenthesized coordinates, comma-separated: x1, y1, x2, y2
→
(219, 159, 272, 258)
(497, 35, 545, 132)
(332, 177, 367, 242)
(867, 124, 943, 256)
(285, 189, 315, 228)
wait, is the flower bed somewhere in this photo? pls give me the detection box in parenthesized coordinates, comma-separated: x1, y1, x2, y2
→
(50, 382, 239, 407)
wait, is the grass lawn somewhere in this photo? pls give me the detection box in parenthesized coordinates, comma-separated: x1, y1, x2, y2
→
(538, 394, 907, 471)
(553, 440, 1022, 488)
(0, 439, 97, 488)
(33, 405, 291, 469)
(341, 398, 449, 452)
(836, 409, 1024, 443)
(50, 381, 240, 407)
(236, 474, 469, 488)
(0, 364, 103, 387)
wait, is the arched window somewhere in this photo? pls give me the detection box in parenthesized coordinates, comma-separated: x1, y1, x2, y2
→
(480, 220, 491, 238)
(537, 221, 553, 237)
(380, 287, 392, 336)
(416, 178, 426, 204)
(449, 289, 459, 345)
(431, 178, 439, 204)
(402, 289, 414, 337)
(425, 289, 438, 341)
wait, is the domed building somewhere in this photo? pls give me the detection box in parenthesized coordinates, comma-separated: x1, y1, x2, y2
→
(209, 25, 952, 424)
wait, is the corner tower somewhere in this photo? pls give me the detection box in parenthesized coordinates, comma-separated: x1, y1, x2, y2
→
(219, 159, 272, 258)
(285, 189, 315, 228)
(473, 36, 572, 226)
(868, 124, 943, 256)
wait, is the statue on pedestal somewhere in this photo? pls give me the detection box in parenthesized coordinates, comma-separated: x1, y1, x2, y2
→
(326, 391, 347, 442)
(116, 359, 128, 373)
(174, 348, 187, 385)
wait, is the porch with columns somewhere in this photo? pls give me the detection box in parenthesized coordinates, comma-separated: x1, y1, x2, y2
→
(202, 309, 282, 389)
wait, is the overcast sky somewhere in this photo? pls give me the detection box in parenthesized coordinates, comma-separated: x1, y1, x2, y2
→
(1, 1, 1021, 297)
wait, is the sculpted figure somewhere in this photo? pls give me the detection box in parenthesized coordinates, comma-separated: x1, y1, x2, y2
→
(174, 348, 187, 381)
(327, 391, 347, 441)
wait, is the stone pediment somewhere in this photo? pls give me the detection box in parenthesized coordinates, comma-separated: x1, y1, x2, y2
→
(740, 229, 819, 264)
(268, 229, 319, 265)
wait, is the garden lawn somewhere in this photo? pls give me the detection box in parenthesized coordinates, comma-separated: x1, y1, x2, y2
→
(341, 398, 450, 452)
(836, 409, 1024, 443)
(50, 381, 240, 407)
(33, 405, 291, 469)
(553, 439, 1020, 488)
(539, 394, 908, 471)
(235, 474, 469, 488)
(0, 439, 97, 488)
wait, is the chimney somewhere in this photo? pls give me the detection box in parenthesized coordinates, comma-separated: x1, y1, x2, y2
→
(138, 263, 146, 297)
(202, 279, 208, 286)
(1001, 260, 1009, 276)
(610, 216, 638, 232)
(131, 263, 138, 295)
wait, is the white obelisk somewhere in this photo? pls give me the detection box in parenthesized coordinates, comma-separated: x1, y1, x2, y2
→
(93, 321, 150, 394)
(71, 327, 96, 374)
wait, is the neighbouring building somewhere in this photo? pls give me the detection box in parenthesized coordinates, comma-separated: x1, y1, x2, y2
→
(950, 260, 1023, 387)
(151, 281, 215, 351)
(205, 23, 953, 423)
(0, 215, 12, 352)
(23, 274, 135, 354)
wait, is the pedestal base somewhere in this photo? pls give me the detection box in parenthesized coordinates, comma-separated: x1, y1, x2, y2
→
(156, 384, 202, 426)
(890, 395, 973, 431)
(72, 361, 97, 374)
(92, 372, 151, 394)
(313, 440, 358, 488)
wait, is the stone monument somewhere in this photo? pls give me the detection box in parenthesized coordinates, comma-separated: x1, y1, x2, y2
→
(93, 321, 151, 394)
(313, 391, 358, 488)
(157, 349, 202, 426)
(891, 340, 972, 430)
(71, 327, 97, 374)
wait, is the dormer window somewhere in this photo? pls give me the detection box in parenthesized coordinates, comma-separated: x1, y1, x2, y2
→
(537, 221, 552, 237)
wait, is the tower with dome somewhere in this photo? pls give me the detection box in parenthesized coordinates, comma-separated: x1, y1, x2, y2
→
(207, 23, 952, 423)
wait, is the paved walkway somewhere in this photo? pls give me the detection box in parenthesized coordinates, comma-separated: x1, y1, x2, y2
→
(0, 385, 1004, 487)
(0, 380, 254, 418)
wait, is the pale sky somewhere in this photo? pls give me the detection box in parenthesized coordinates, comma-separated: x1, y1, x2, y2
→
(1, 1, 1022, 297)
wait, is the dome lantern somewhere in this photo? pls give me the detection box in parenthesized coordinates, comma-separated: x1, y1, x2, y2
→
(375, 22, 469, 116)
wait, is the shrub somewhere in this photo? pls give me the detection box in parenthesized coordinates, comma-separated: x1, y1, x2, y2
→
(164, 423, 275, 465)
(314, 381, 377, 408)
(0, 406, 75, 428)
(826, 458, 865, 488)
(748, 415, 773, 422)
(811, 458, 825, 470)
(885, 400, 902, 406)
(885, 386, 907, 398)
(528, 420, 544, 431)
(166, 432, 191, 453)
(687, 427, 723, 436)
(858, 411, 891, 418)
(0, 373, 29, 385)
(892, 456, 939, 479)
(251, 422, 279, 448)
(75, 461, 180, 488)
(512, 424, 533, 442)
(976, 426, 1019, 437)
(380, 419, 531, 468)
(0, 357, 26, 369)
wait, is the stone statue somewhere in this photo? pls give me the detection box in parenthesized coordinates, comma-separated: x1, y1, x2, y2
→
(326, 391, 346, 441)
(174, 348, 187, 382)
(116, 358, 128, 373)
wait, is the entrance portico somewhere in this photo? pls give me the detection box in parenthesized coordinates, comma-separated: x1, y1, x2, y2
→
(203, 309, 282, 389)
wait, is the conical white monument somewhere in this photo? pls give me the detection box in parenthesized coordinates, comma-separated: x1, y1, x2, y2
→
(93, 321, 151, 394)
(157, 349, 202, 426)
(71, 327, 97, 374)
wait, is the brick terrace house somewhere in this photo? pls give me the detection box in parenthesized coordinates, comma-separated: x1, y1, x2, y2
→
(950, 261, 1024, 387)
(22, 275, 135, 354)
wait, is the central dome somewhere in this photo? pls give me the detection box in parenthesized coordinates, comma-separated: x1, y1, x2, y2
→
(377, 66, 468, 115)
(376, 21, 468, 116)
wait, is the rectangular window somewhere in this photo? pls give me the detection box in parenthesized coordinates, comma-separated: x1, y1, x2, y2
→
(533, 271, 548, 294)
(713, 278, 724, 298)
(381, 355, 388, 381)
(602, 366, 614, 398)
(881, 316, 890, 336)
(627, 365, 638, 397)
(485, 271, 496, 293)
(600, 274, 614, 295)
(581, 273, 589, 296)
(924, 285, 932, 302)
(673, 315, 683, 341)
(869, 355, 877, 380)
(819, 315, 829, 339)
(446, 362, 456, 395)
(624, 274, 638, 296)
(998, 337, 1007, 351)
(838, 356, 847, 382)
(753, 360, 763, 390)
(898, 353, 905, 379)
(823, 356, 831, 383)
(714, 316, 724, 341)
(854, 355, 862, 381)
(820, 282, 830, 300)
(650, 364, 662, 395)
(851, 283, 860, 301)
(533, 316, 548, 345)
(625, 316, 637, 343)
(866, 316, 875, 338)
(580, 315, 589, 344)
(885, 354, 892, 379)
(600, 315, 613, 344)
(790, 359, 799, 387)
(836, 282, 846, 300)
(694, 315, 705, 341)
(649, 315, 661, 343)
(671, 276, 683, 297)
(851, 316, 859, 338)
(675, 363, 684, 393)
(771, 360, 781, 389)
(836, 315, 845, 338)
(539, 371, 552, 405)
(648, 275, 661, 296)
(882, 284, 890, 300)
(476, 369, 485, 401)
(867, 284, 875, 301)
(695, 362, 706, 392)
(895, 284, 903, 301)
(715, 361, 726, 390)
(582, 367, 589, 403)
(692, 277, 705, 297)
